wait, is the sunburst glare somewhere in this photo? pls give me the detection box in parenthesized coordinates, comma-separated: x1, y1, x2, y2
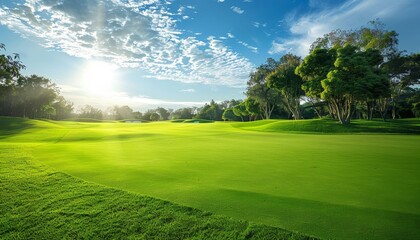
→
(80, 60, 118, 96)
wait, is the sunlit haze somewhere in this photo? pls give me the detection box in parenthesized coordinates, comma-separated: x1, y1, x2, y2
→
(80, 61, 119, 97)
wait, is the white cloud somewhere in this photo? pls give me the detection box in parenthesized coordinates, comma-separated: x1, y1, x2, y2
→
(217, 0, 225, 2)
(0, 0, 254, 87)
(253, 22, 266, 28)
(179, 88, 195, 93)
(227, 33, 235, 38)
(269, 0, 418, 56)
(231, 6, 244, 14)
(238, 41, 258, 53)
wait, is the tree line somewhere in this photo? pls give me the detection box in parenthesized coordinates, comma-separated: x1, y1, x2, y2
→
(230, 21, 419, 124)
(1, 21, 418, 124)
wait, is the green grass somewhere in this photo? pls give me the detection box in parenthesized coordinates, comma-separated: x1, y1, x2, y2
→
(1, 117, 420, 239)
(0, 144, 315, 239)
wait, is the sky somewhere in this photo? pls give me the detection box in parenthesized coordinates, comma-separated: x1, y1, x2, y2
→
(0, 0, 419, 111)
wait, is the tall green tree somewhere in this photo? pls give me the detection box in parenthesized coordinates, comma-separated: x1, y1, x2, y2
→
(232, 102, 248, 122)
(17, 75, 59, 118)
(383, 53, 420, 119)
(52, 96, 74, 120)
(321, 45, 388, 124)
(296, 48, 337, 118)
(267, 54, 304, 120)
(246, 58, 282, 119)
(0, 43, 25, 116)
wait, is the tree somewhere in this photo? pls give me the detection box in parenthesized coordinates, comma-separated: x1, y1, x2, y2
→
(383, 53, 420, 119)
(321, 45, 388, 124)
(52, 96, 74, 120)
(149, 112, 160, 121)
(111, 105, 134, 120)
(296, 47, 338, 119)
(171, 107, 195, 119)
(244, 98, 260, 120)
(195, 100, 222, 120)
(79, 105, 103, 119)
(310, 20, 398, 58)
(17, 75, 60, 118)
(246, 58, 282, 119)
(133, 111, 142, 119)
(232, 102, 248, 122)
(267, 54, 304, 120)
(0, 43, 25, 116)
(222, 108, 240, 121)
(156, 107, 170, 120)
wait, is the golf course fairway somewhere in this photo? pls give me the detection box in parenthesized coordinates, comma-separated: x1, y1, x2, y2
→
(1, 117, 420, 239)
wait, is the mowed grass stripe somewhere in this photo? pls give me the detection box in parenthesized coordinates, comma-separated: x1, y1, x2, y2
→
(0, 144, 316, 240)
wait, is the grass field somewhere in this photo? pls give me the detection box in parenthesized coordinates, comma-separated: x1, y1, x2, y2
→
(1, 117, 420, 239)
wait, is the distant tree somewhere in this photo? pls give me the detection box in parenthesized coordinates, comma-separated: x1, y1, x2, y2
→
(156, 107, 170, 120)
(142, 109, 154, 121)
(79, 105, 103, 119)
(267, 54, 304, 120)
(195, 100, 222, 120)
(52, 96, 74, 120)
(132, 111, 142, 119)
(171, 107, 195, 119)
(111, 105, 134, 120)
(149, 112, 160, 121)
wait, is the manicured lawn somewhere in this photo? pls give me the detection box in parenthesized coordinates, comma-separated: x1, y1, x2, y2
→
(1, 117, 420, 239)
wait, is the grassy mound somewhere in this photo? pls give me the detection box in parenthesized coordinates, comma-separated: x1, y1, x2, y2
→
(62, 118, 108, 122)
(119, 119, 149, 123)
(232, 118, 420, 134)
(171, 119, 214, 123)
(0, 145, 315, 240)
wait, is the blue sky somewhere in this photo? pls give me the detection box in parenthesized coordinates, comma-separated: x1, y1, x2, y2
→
(1, 0, 419, 111)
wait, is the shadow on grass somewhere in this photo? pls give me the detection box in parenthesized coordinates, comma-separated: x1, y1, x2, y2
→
(233, 119, 420, 134)
(200, 188, 420, 240)
(0, 117, 36, 137)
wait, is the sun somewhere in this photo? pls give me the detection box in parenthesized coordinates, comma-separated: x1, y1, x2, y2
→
(80, 60, 118, 96)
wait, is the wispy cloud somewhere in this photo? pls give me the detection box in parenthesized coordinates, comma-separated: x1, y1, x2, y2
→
(231, 6, 244, 14)
(0, 0, 254, 86)
(253, 22, 266, 28)
(238, 41, 258, 53)
(269, 0, 419, 56)
(179, 88, 195, 93)
(217, 0, 225, 2)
